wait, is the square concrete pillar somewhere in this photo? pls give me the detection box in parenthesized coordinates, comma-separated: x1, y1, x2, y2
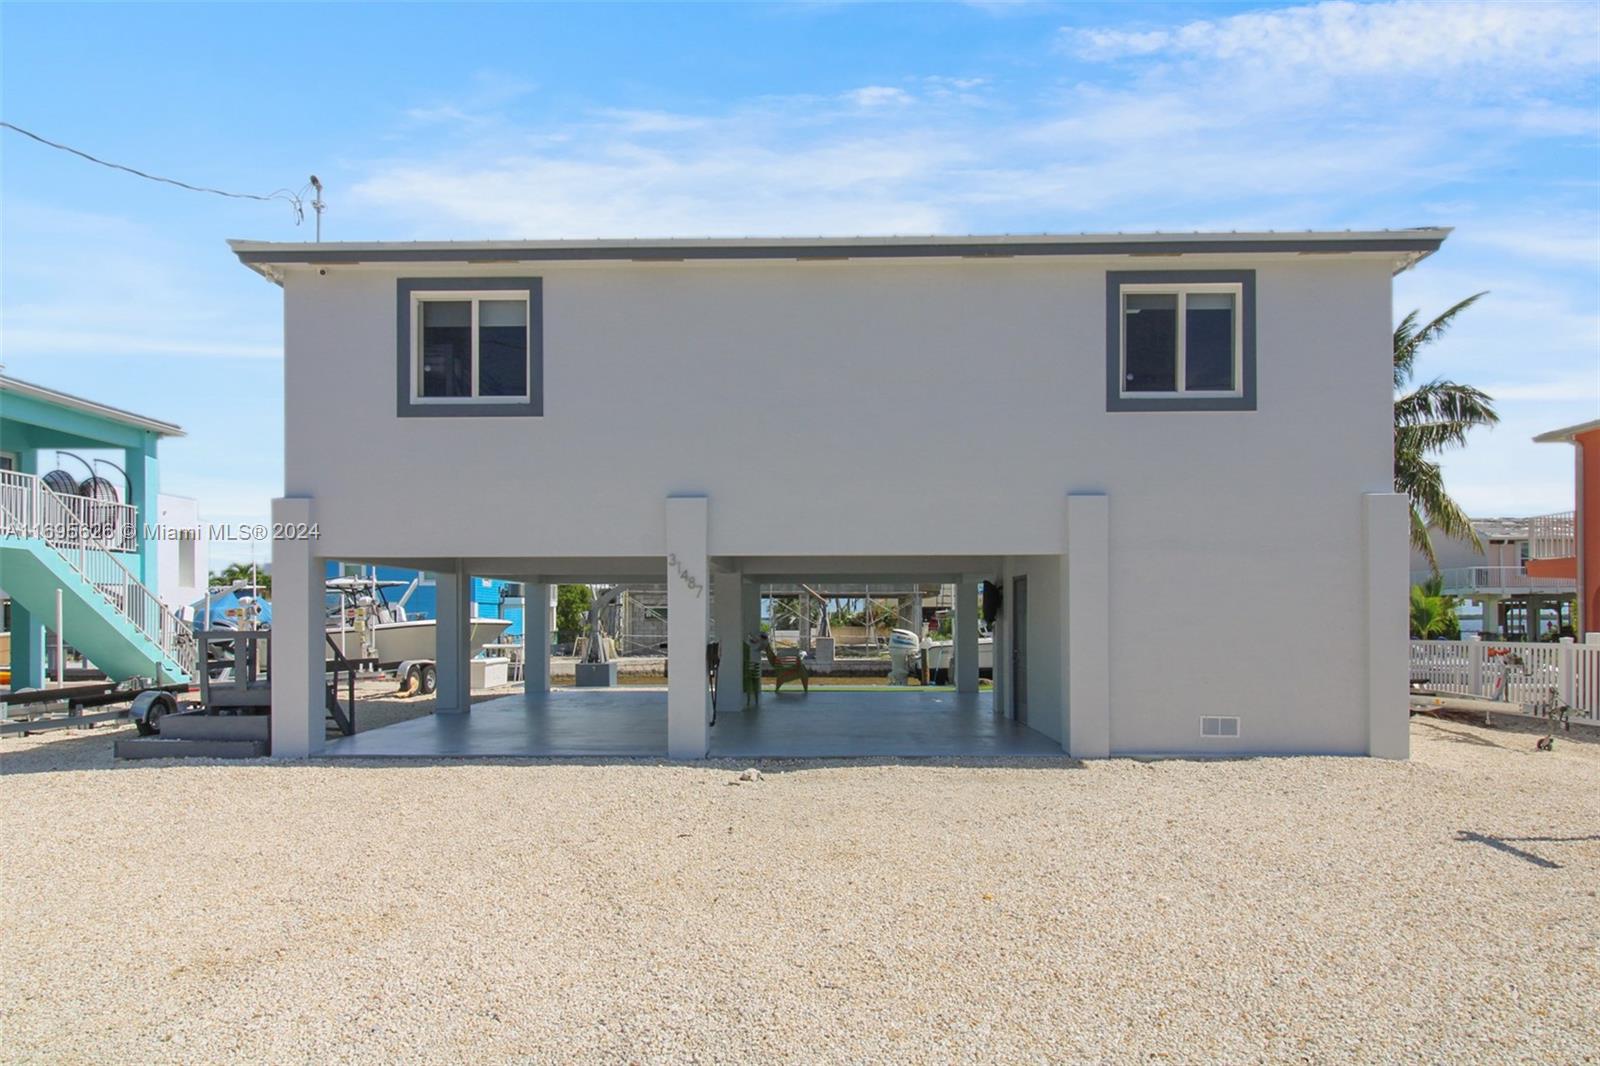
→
(9, 604, 45, 690)
(742, 579, 762, 645)
(1066, 493, 1110, 758)
(954, 575, 981, 694)
(665, 496, 710, 758)
(1364, 493, 1409, 759)
(712, 567, 745, 717)
(125, 435, 160, 587)
(993, 565, 1011, 716)
(269, 497, 326, 758)
(523, 582, 551, 695)
(434, 564, 472, 714)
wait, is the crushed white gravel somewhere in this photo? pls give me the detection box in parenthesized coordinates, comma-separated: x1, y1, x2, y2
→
(3, 713, 1597, 1064)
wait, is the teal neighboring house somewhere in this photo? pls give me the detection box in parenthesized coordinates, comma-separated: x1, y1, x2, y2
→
(0, 374, 196, 687)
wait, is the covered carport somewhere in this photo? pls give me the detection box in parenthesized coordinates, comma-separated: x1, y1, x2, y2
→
(276, 496, 1082, 759)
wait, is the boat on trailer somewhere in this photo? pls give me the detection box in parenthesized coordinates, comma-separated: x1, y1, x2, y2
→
(920, 636, 994, 685)
(324, 577, 512, 667)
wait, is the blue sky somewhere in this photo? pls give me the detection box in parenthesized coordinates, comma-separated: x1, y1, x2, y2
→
(2, 1, 1596, 566)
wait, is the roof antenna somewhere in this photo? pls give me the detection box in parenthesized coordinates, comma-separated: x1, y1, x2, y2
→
(309, 175, 325, 242)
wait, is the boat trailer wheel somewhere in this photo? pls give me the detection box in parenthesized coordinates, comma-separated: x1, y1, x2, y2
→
(405, 662, 438, 696)
(132, 690, 178, 736)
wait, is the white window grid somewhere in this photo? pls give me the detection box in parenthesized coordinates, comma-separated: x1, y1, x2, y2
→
(409, 291, 533, 404)
(1119, 282, 1245, 400)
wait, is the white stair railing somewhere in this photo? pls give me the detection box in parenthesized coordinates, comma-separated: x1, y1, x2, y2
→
(0, 469, 197, 680)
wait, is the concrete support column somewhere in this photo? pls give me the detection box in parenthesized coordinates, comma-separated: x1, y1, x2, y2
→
(1479, 596, 1500, 638)
(268, 497, 325, 758)
(11, 449, 46, 689)
(1066, 493, 1110, 758)
(797, 591, 811, 652)
(9, 605, 45, 689)
(992, 566, 1011, 717)
(523, 582, 550, 695)
(1364, 493, 1409, 759)
(434, 563, 471, 713)
(712, 567, 744, 717)
(954, 575, 980, 694)
(126, 434, 159, 587)
(666, 496, 710, 759)
(742, 579, 761, 645)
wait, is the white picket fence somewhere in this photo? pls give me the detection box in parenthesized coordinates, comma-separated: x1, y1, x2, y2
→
(1410, 638, 1600, 721)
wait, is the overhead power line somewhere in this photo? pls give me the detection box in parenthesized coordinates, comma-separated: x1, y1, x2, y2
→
(0, 121, 309, 225)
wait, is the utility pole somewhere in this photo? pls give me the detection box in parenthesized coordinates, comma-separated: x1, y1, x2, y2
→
(309, 175, 325, 242)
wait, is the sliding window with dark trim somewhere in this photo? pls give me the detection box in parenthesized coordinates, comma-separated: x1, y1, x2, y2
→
(1105, 270, 1256, 412)
(396, 277, 544, 417)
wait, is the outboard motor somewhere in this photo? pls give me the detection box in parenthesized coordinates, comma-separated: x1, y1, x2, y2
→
(887, 628, 921, 686)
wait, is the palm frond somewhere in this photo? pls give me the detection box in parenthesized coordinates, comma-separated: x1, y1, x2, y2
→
(1394, 380, 1499, 430)
(1392, 293, 1495, 564)
(1393, 292, 1488, 384)
(1396, 451, 1482, 552)
(1393, 309, 1421, 389)
(1410, 504, 1440, 571)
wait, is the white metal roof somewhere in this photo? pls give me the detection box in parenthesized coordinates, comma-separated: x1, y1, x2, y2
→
(0, 374, 185, 437)
(230, 228, 1450, 285)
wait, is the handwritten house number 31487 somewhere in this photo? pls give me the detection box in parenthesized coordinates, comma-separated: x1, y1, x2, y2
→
(667, 553, 703, 598)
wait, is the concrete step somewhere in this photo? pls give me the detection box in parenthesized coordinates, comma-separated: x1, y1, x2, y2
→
(114, 737, 268, 760)
(157, 711, 269, 741)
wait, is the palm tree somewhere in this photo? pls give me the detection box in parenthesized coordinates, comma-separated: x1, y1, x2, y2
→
(211, 561, 270, 595)
(1394, 292, 1499, 571)
(1409, 575, 1460, 639)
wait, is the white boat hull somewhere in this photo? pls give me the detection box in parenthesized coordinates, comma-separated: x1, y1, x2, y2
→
(325, 617, 513, 665)
(921, 637, 994, 676)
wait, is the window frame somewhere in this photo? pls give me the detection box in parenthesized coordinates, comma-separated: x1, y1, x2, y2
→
(1105, 269, 1256, 412)
(396, 277, 543, 418)
(409, 291, 532, 406)
(1118, 283, 1244, 400)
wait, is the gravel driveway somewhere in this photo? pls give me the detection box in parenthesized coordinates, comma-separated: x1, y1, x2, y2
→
(3, 714, 1597, 1063)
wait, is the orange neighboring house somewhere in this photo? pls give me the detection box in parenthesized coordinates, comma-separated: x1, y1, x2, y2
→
(1529, 418, 1599, 636)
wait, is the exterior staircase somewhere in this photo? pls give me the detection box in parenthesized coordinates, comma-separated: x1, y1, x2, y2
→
(0, 470, 196, 686)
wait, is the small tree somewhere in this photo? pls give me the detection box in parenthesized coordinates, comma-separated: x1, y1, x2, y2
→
(211, 561, 270, 595)
(1409, 576, 1460, 639)
(554, 584, 592, 645)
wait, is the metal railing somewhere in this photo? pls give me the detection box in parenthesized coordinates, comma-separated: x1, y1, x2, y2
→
(0, 469, 137, 552)
(1530, 511, 1576, 561)
(1414, 566, 1576, 594)
(0, 469, 197, 680)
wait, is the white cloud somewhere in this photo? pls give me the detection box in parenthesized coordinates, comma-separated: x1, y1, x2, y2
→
(349, 1, 1598, 242)
(403, 105, 480, 126)
(0, 327, 278, 360)
(355, 97, 968, 237)
(1067, 1, 1600, 81)
(400, 71, 536, 128)
(1461, 220, 1600, 267)
(596, 109, 711, 134)
(1480, 370, 1600, 403)
(0, 202, 283, 362)
(923, 75, 986, 92)
(844, 85, 914, 108)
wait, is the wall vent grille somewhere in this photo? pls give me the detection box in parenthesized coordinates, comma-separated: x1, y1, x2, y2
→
(1200, 716, 1240, 738)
